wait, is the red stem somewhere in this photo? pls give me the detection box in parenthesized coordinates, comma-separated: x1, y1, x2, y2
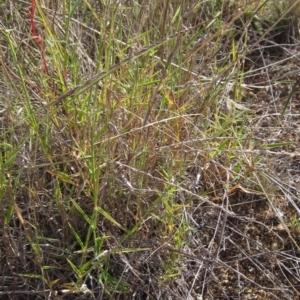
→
(30, 0, 49, 75)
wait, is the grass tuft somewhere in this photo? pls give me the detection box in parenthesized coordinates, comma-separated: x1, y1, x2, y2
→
(1, 0, 300, 299)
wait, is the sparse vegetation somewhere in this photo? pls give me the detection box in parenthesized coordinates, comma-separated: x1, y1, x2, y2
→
(1, 0, 300, 299)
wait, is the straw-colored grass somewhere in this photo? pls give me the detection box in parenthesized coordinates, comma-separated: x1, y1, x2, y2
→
(1, 0, 300, 299)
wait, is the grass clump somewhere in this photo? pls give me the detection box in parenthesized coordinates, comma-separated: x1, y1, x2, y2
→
(1, 0, 300, 299)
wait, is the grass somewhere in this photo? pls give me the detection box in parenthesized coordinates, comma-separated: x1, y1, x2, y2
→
(1, 0, 300, 299)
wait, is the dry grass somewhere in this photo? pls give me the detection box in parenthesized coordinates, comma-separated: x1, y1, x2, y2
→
(1, 0, 300, 299)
